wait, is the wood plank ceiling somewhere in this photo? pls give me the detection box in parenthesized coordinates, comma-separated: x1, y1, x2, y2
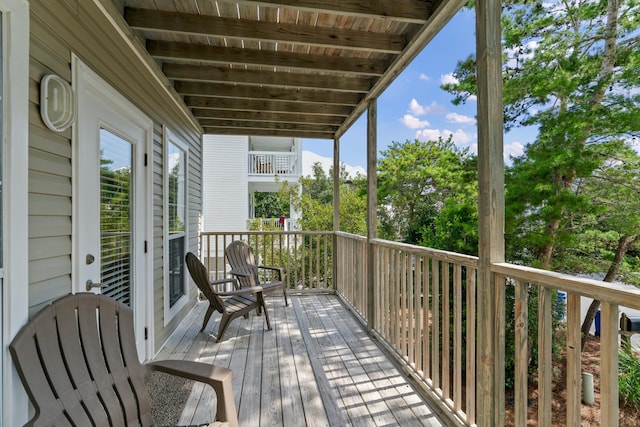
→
(122, 0, 461, 140)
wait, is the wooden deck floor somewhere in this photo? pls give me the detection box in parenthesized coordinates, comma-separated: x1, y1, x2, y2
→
(154, 294, 448, 427)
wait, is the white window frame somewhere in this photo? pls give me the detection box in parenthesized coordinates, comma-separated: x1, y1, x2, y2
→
(1, 1, 29, 426)
(163, 126, 190, 323)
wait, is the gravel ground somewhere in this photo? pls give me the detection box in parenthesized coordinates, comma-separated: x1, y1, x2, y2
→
(145, 371, 194, 426)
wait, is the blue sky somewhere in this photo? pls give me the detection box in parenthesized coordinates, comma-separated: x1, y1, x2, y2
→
(302, 8, 532, 170)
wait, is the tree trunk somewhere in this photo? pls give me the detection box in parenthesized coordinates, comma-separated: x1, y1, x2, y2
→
(580, 234, 634, 349)
(541, 218, 561, 269)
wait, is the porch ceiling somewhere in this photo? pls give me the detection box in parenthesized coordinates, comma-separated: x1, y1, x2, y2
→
(121, 0, 466, 139)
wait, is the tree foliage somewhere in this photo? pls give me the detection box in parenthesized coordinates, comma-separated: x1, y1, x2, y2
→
(377, 137, 478, 254)
(444, 0, 640, 269)
(288, 162, 367, 235)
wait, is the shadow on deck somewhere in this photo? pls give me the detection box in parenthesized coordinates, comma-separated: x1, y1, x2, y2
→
(151, 295, 449, 427)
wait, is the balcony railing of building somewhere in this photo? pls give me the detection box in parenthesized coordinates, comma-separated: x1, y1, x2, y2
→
(248, 151, 299, 176)
(199, 230, 640, 426)
(247, 217, 301, 232)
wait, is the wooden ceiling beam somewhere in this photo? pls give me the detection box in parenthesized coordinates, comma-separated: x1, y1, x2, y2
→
(203, 127, 334, 139)
(199, 118, 338, 133)
(147, 40, 388, 76)
(192, 109, 344, 126)
(163, 64, 373, 93)
(126, 8, 405, 54)
(175, 82, 362, 105)
(185, 96, 353, 116)
(231, 0, 432, 23)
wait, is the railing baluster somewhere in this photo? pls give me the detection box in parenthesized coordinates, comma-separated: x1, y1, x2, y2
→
(566, 292, 581, 427)
(466, 267, 476, 425)
(423, 256, 431, 382)
(538, 286, 553, 426)
(401, 251, 408, 356)
(453, 264, 462, 412)
(414, 255, 422, 373)
(432, 258, 440, 391)
(515, 279, 528, 427)
(442, 261, 450, 400)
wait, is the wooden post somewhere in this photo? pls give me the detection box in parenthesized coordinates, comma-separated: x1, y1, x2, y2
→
(600, 302, 619, 426)
(367, 99, 377, 330)
(333, 136, 340, 293)
(475, 0, 506, 425)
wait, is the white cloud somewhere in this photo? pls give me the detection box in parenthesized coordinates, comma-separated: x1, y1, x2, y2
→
(400, 114, 430, 129)
(419, 73, 430, 81)
(302, 151, 366, 178)
(504, 142, 525, 159)
(440, 73, 459, 85)
(440, 73, 477, 102)
(446, 112, 476, 125)
(408, 98, 446, 116)
(415, 128, 474, 146)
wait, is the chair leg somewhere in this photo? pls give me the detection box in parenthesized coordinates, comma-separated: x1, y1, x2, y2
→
(258, 294, 272, 331)
(216, 314, 232, 343)
(202, 305, 216, 332)
(283, 288, 289, 306)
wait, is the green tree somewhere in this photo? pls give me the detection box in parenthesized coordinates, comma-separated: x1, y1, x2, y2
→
(253, 191, 290, 218)
(444, 0, 640, 268)
(377, 137, 477, 249)
(568, 144, 640, 347)
(288, 163, 367, 234)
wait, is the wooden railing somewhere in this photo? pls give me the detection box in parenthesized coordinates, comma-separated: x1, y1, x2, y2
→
(199, 231, 640, 426)
(492, 263, 640, 426)
(368, 238, 478, 426)
(200, 231, 333, 292)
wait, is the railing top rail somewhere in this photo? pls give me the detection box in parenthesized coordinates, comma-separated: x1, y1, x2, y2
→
(370, 238, 479, 268)
(201, 230, 331, 236)
(335, 231, 368, 242)
(248, 151, 297, 155)
(492, 262, 640, 309)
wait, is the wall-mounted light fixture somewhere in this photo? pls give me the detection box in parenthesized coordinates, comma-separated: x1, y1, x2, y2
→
(40, 74, 76, 132)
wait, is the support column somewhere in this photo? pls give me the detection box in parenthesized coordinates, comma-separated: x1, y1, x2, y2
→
(366, 99, 377, 330)
(333, 136, 340, 232)
(333, 136, 340, 293)
(476, 0, 506, 425)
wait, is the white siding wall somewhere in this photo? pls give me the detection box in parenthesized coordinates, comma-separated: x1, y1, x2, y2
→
(202, 135, 249, 231)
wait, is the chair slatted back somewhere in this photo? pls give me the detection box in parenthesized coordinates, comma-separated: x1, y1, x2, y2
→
(9, 293, 153, 427)
(185, 252, 226, 313)
(226, 240, 260, 288)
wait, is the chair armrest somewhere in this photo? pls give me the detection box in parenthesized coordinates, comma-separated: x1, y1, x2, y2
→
(146, 360, 238, 427)
(228, 269, 251, 277)
(257, 265, 284, 280)
(210, 277, 239, 287)
(218, 286, 263, 297)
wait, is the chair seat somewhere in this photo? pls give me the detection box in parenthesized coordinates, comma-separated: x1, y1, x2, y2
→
(225, 240, 288, 306)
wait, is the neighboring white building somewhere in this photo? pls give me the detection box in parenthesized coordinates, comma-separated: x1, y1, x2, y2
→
(202, 135, 302, 232)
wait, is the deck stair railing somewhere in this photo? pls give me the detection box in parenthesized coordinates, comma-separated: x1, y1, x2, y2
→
(199, 230, 640, 426)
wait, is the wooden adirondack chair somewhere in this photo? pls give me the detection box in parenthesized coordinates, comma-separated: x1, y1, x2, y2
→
(9, 292, 238, 427)
(185, 252, 271, 342)
(225, 240, 288, 307)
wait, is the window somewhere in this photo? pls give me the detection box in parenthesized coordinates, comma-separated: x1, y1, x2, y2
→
(164, 128, 188, 319)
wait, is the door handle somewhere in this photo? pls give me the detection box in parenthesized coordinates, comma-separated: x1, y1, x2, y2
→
(86, 279, 104, 291)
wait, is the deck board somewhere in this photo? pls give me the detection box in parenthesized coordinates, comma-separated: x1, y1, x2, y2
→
(156, 295, 448, 427)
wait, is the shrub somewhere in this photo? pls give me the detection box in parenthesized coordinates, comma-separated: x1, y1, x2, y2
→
(619, 348, 640, 408)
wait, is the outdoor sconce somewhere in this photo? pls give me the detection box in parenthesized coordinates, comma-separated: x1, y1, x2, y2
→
(40, 74, 76, 132)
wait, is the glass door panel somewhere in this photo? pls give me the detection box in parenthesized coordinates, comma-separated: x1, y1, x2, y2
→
(100, 129, 133, 306)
